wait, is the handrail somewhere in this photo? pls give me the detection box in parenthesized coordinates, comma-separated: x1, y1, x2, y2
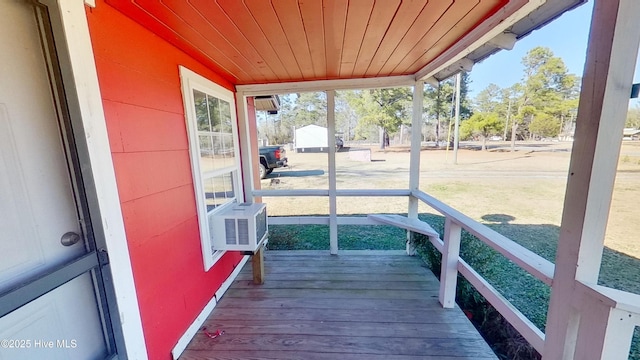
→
(253, 189, 329, 197)
(253, 188, 410, 197)
(412, 189, 555, 286)
(575, 281, 640, 316)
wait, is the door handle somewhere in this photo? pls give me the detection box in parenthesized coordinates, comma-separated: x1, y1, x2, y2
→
(60, 232, 81, 246)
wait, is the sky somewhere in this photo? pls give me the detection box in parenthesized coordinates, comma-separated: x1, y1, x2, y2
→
(467, 1, 640, 105)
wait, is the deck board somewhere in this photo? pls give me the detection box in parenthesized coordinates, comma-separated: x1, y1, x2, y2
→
(180, 251, 497, 359)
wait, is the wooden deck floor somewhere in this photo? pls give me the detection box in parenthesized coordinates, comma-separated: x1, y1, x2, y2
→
(180, 251, 497, 360)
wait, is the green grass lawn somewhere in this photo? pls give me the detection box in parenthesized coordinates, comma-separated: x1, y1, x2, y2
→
(268, 223, 407, 250)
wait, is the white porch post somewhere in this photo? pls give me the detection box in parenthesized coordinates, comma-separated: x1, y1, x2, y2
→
(236, 91, 255, 204)
(543, 0, 640, 358)
(407, 81, 424, 255)
(452, 72, 461, 165)
(327, 90, 338, 255)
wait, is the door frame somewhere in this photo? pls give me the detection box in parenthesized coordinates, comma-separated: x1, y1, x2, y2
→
(0, 1, 147, 358)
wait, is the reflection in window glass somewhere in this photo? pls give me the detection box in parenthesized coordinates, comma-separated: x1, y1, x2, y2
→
(223, 172, 235, 199)
(202, 171, 237, 212)
(203, 177, 216, 212)
(219, 99, 232, 134)
(193, 90, 210, 132)
(192, 87, 237, 212)
(211, 174, 227, 208)
(223, 133, 235, 168)
(199, 135, 214, 173)
(208, 95, 220, 132)
(195, 93, 235, 173)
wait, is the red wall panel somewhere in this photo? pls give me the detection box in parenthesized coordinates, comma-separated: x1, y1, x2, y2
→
(102, 100, 189, 153)
(86, 2, 243, 359)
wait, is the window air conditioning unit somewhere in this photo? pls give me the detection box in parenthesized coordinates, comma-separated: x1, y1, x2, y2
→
(210, 203, 268, 252)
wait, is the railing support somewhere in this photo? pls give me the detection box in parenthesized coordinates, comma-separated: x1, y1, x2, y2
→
(439, 217, 461, 308)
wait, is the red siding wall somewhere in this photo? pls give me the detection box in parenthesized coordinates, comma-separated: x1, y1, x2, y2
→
(86, 2, 244, 359)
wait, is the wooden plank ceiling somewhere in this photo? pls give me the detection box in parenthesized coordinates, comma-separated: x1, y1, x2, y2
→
(106, 0, 513, 85)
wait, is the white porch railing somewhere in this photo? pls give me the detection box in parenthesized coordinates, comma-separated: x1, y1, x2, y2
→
(411, 189, 640, 359)
(256, 188, 640, 359)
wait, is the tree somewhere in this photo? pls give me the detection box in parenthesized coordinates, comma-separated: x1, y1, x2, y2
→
(474, 83, 502, 114)
(459, 113, 503, 150)
(335, 92, 358, 140)
(346, 87, 412, 149)
(626, 106, 640, 129)
(529, 113, 561, 138)
(468, 47, 580, 150)
(424, 72, 472, 145)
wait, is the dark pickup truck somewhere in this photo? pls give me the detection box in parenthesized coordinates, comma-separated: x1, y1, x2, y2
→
(258, 146, 287, 179)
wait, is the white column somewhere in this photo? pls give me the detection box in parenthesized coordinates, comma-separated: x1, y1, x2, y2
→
(236, 92, 255, 203)
(407, 81, 424, 255)
(327, 90, 338, 255)
(452, 72, 461, 164)
(543, 0, 640, 358)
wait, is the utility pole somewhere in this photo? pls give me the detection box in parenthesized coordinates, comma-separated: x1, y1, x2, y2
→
(453, 72, 461, 164)
(503, 97, 512, 141)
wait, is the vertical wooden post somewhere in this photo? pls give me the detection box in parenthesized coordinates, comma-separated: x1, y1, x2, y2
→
(543, 0, 640, 358)
(574, 306, 636, 360)
(439, 217, 461, 308)
(452, 72, 461, 165)
(252, 245, 265, 285)
(236, 92, 256, 203)
(408, 81, 424, 255)
(327, 90, 338, 255)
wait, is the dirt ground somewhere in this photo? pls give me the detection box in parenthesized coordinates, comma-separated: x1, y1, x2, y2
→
(261, 140, 640, 260)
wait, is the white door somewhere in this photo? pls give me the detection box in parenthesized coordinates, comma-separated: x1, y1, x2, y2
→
(0, 1, 108, 359)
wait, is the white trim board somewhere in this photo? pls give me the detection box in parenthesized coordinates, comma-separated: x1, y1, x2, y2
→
(51, 0, 148, 358)
(236, 75, 415, 96)
(171, 255, 250, 360)
(415, 0, 546, 80)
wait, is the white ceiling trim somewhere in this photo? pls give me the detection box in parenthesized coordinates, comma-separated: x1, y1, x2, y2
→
(236, 75, 416, 96)
(414, 0, 546, 81)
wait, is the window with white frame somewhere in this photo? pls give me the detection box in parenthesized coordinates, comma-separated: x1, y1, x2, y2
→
(179, 66, 241, 270)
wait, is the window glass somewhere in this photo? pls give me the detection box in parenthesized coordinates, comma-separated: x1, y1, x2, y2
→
(223, 172, 235, 200)
(223, 133, 235, 168)
(193, 90, 210, 131)
(199, 135, 214, 172)
(192, 88, 238, 208)
(208, 95, 220, 132)
(203, 177, 216, 212)
(219, 99, 232, 134)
